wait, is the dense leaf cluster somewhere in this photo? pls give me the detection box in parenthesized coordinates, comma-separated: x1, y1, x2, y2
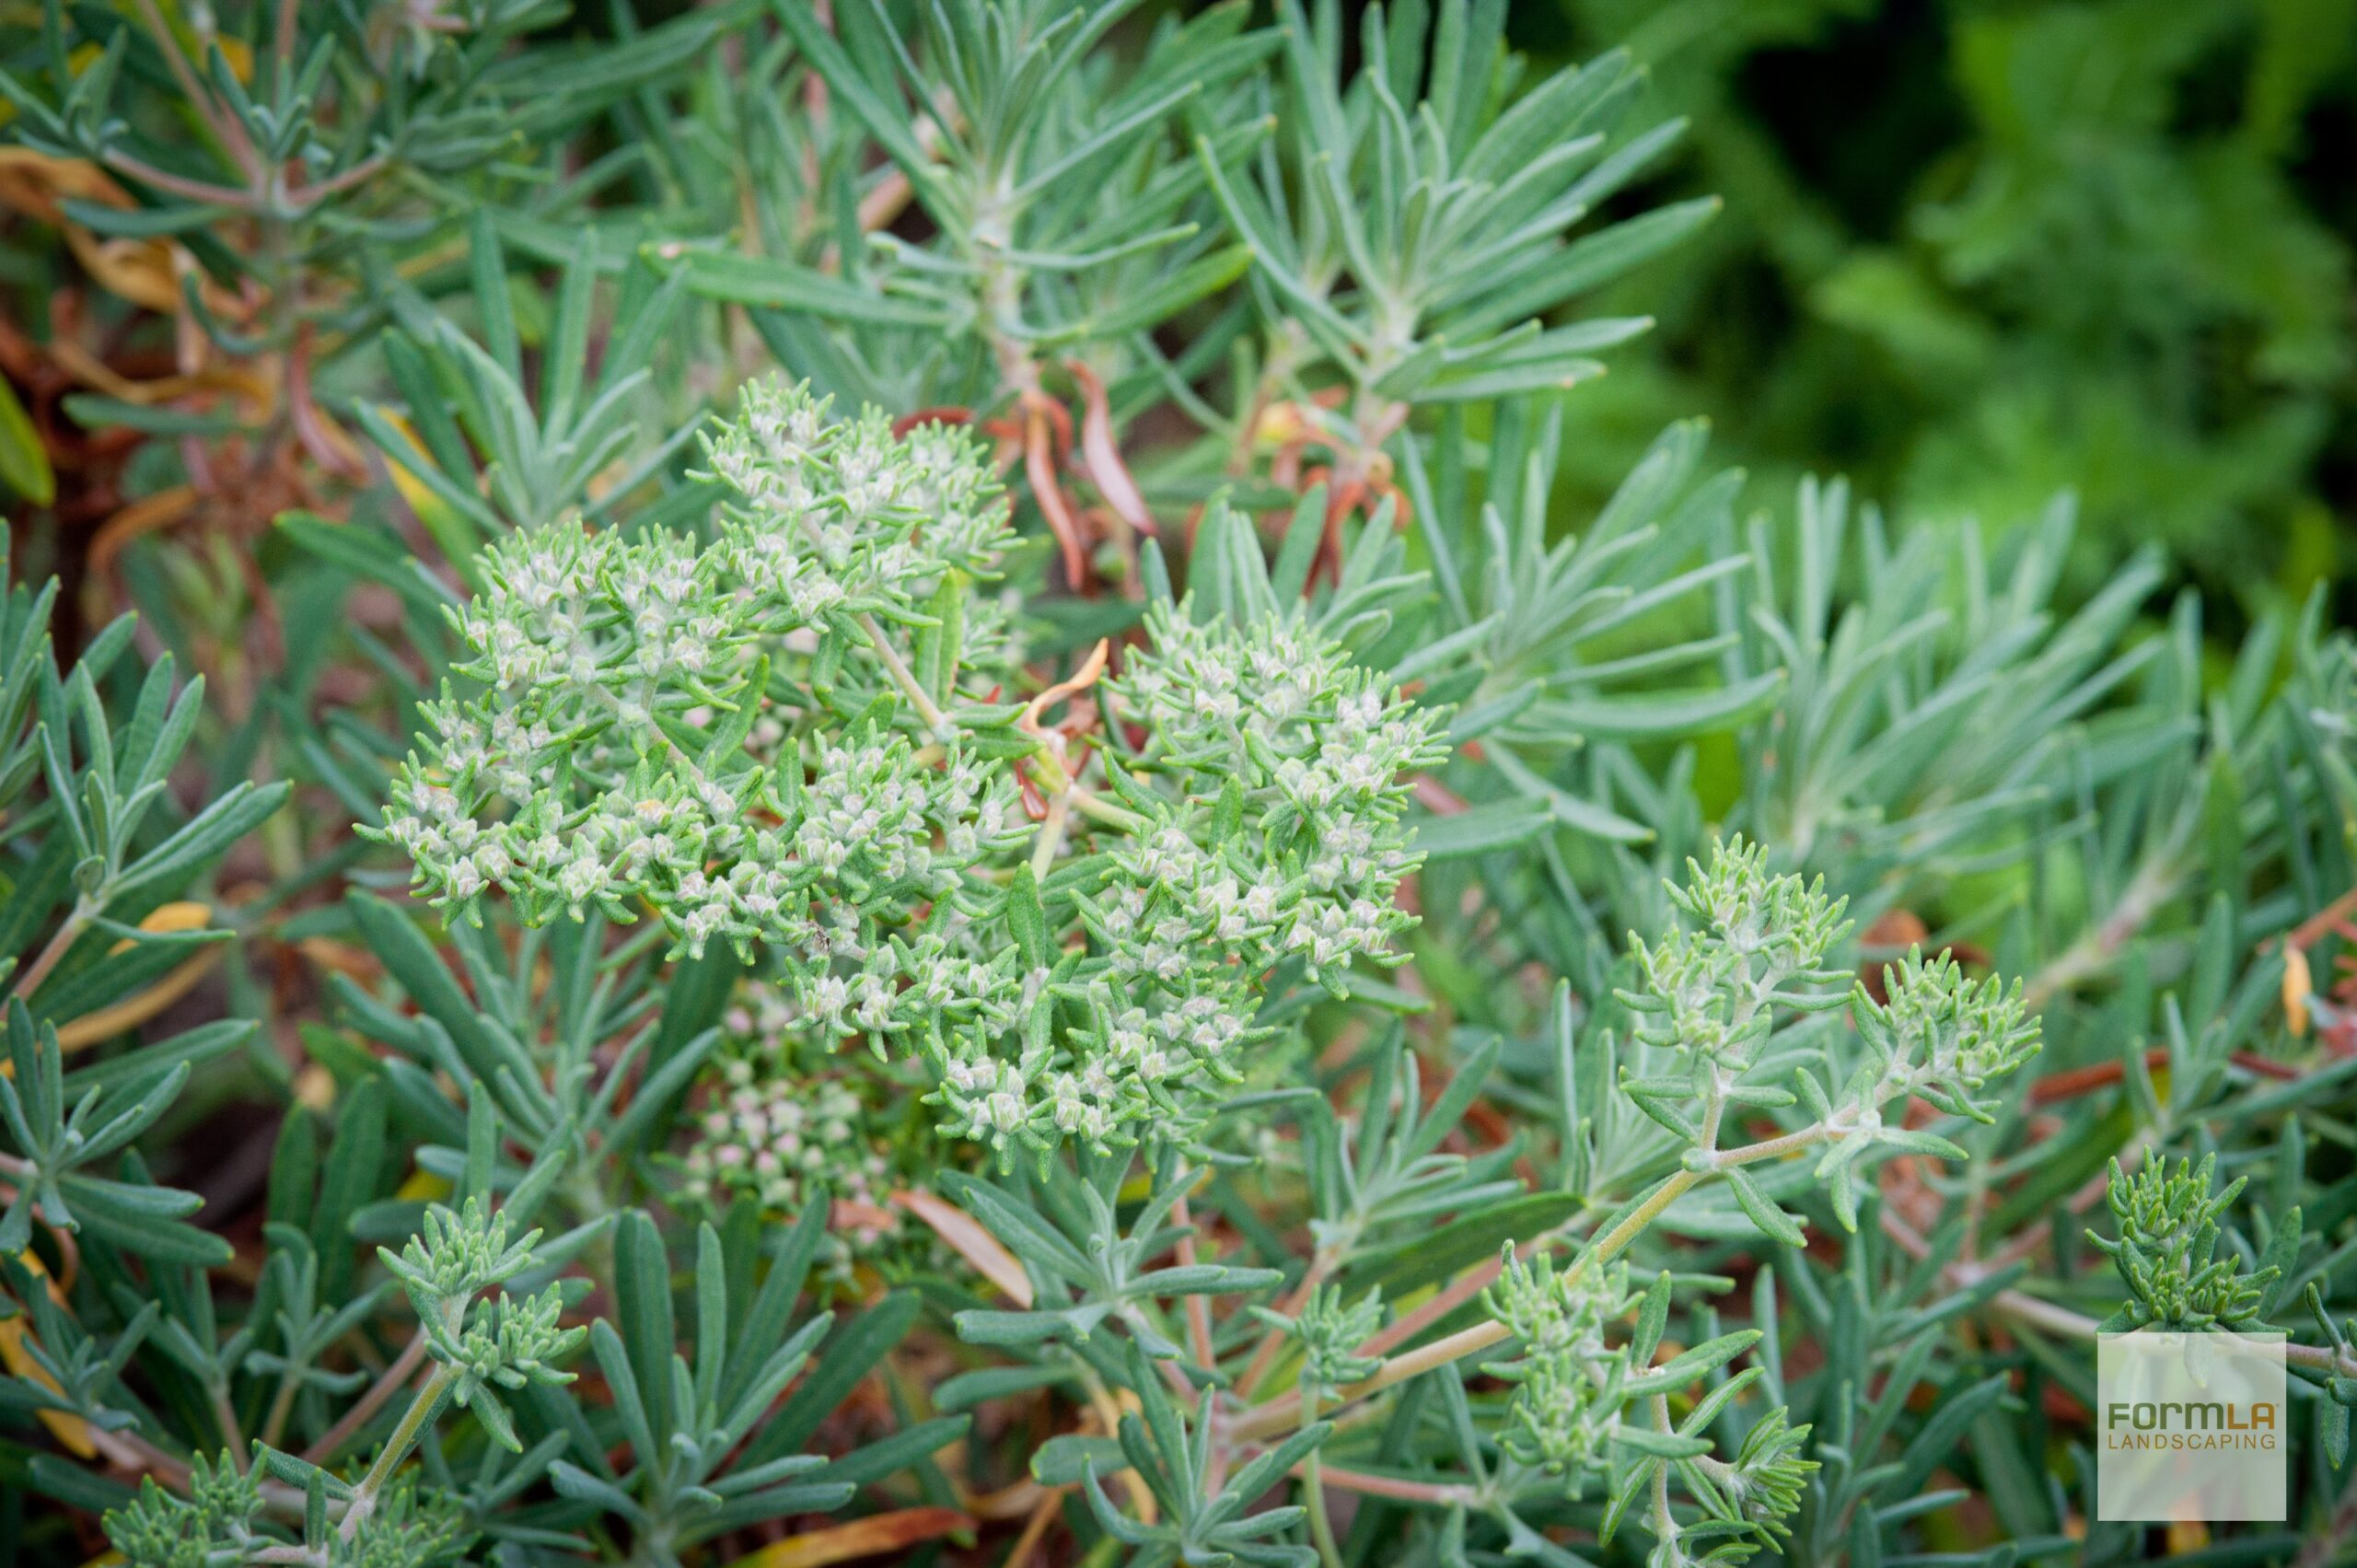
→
(0, 3, 2352, 1568)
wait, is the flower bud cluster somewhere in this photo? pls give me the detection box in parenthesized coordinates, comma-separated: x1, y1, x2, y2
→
(2091, 1154, 2275, 1330)
(377, 1196, 540, 1313)
(366, 1198, 586, 1456)
(703, 379, 1008, 618)
(1720, 1408, 1817, 1541)
(684, 1043, 889, 1209)
(1480, 1249, 1637, 1481)
(678, 993, 959, 1288)
(1118, 606, 1446, 905)
(1616, 842, 2041, 1236)
(108, 1461, 470, 1568)
(443, 1283, 583, 1451)
(1622, 838, 1851, 1066)
(1248, 1284, 1386, 1394)
(924, 607, 1446, 1160)
(105, 1457, 265, 1568)
(1855, 947, 2040, 1121)
(927, 978, 1268, 1157)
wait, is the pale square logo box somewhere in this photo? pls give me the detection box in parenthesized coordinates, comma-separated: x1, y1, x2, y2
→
(2096, 1331, 2287, 1523)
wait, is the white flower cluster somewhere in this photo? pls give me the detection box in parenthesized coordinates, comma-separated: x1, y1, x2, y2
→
(1111, 606, 1445, 970)
(683, 1061, 888, 1214)
(1121, 607, 1442, 780)
(792, 918, 1027, 1047)
(927, 607, 1447, 1162)
(374, 384, 1453, 1169)
(373, 379, 1028, 957)
(383, 710, 1024, 958)
(927, 982, 1257, 1155)
(679, 1017, 911, 1285)
(703, 379, 1009, 618)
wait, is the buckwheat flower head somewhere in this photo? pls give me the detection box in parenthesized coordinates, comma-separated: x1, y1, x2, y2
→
(679, 1011, 933, 1288)
(369, 381, 1025, 960)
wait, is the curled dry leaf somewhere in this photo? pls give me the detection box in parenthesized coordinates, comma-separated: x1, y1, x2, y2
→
(892, 1188, 1033, 1306)
(722, 1506, 977, 1568)
(1065, 360, 1154, 538)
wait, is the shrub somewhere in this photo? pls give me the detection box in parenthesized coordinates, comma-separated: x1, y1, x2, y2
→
(0, 4, 2350, 1566)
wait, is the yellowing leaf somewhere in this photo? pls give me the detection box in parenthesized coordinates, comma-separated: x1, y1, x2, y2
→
(398, 1168, 453, 1202)
(108, 902, 213, 948)
(1, 1253, 94, 1458)
(723, 1507, 974, 1568)
(892, 1189, 1032, 1306)
(52, 951, 221, 1052)
(373, 409, 467, 542)
(52, 903, 219, 1052)
(295, 1063, 337, 1111)
(0, 375, 52, 506)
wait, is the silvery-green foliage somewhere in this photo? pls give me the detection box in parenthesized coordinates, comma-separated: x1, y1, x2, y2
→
(1070, 1345, 1336, 1568)
(1385, 843, 2034, 1564)
(1204, 0, 1711, 415)
(13, 3, 2357, 1566)
(1602, 840, 2039, 1236)
(89, 1195, 580, 1562)
(737, 0, 1276, 411)
(0, 573, 950, 1568)
(106, 1459, 470, 1568)
(912, 837, 2046, 1568)
(377, 381, 1445, 1163)
(1622, 839, 1853, 1068)
(380, 1199, 586, 1449)
(1851, 950, 2042, 1125)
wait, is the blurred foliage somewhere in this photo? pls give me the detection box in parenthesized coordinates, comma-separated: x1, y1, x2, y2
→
(1527, 0, 2357, 611)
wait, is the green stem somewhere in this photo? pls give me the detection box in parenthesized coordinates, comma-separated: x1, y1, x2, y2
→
(302, 1330, 431, 1466)
(1713, 1123, 1833, 1168)
(1647, 1394, 1680, 1556)
(1236, 1093, 1783, 1443)
(12, 897, 97, 1000)
(259, 1367, 304, 1455)
(1031, 791, 1072, 878)
(1232, 1167, 1722, 1444)
(857, 613, 950, 736)
(1571, 1169, 1703, 1283)
(1300, 1390, 1345, 1568)
(1067, 783, 1148, 832)
(337, 1360, 454, 1541)
(213, 1379, 250, 1474)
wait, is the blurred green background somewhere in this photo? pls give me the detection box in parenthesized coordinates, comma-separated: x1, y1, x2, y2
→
(1511, 0, 2357, 621)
